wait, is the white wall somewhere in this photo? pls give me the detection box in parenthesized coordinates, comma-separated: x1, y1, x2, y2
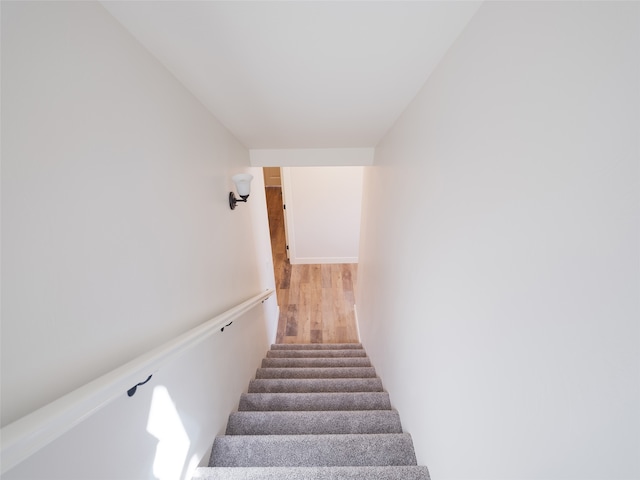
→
(1, 2, 276, 478)
(357, 3, 639, 480)
(2, 308, 273, 480)
(250, 148, 374, 167)
(282, 166, 363, 264)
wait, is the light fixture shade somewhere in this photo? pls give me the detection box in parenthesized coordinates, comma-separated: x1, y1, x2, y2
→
(232, 173, 253, 198)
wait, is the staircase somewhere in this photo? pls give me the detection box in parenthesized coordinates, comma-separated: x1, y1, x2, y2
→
(193, 343, 430, 479)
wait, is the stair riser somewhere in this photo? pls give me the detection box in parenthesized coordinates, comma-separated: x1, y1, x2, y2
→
(248, 378, 383, 393)
(255, 367, 376, 379)
(238, 392, 392, 411)
(210, 434, 418, 467)
(225, 410, 402, 435)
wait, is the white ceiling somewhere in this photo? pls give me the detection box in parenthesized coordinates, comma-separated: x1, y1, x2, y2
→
(102, 1, 481, 149)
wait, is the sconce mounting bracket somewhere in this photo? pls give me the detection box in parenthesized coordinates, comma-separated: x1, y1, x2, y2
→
(229, 192, 249, 210)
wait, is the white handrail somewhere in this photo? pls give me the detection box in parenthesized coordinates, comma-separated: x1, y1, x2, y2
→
(0, 289, 275, 474)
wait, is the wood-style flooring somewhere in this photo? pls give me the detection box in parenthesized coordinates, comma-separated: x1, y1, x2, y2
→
(266, 186, 359, 344)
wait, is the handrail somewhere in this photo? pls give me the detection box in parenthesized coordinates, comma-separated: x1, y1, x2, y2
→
(0, 288, 275, 474)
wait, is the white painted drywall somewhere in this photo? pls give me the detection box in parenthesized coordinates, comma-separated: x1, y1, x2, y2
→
(282, 166, 363, 264)
(102, 2, 482, 149)
(250, 148, 374, 167)
(2, 308, 272, 480)
(1, 2, 276, 478)
(357, 2, 639, 479)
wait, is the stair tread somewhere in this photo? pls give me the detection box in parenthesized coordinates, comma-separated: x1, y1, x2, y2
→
(238, 392, 392, 411)
(271, 343, 363, 350)
(226, 410, 402, 435)
(255, 367, 376, 379)
(193, 465, 431, 479)
(262, 357, 372, 368)
(248, 378, 383, 393)
(209, 433, 418, 468)
(267, 350, 367, 358)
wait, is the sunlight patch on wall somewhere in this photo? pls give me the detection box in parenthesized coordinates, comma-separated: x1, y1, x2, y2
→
(184, 454, 201, 480)
(147, 386, 191, 480)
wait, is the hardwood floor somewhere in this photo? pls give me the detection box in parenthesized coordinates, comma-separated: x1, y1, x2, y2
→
(266, 186, 359, 344)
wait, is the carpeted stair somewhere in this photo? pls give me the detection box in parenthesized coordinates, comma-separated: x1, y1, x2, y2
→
(193, 343, 430, 479)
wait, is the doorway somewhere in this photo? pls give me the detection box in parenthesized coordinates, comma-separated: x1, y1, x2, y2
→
(263, 167, 359, 344)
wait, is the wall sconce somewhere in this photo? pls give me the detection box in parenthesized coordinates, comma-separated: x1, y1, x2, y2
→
(229, 173, 253, 210)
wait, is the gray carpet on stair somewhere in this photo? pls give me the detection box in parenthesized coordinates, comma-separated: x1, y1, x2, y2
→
(262, 357, 372, 368)
(209, 433, 418, 467)
(255, 367, 376, 379)
(248, 377, 383, 393)
(226, 410, 402, 435)
(203, 344, 428, 479)
(266, 349, 367, 358)
(271, 343, 363, 350)
(238, 392, 392, 411)
(193, 466, 431, 479)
